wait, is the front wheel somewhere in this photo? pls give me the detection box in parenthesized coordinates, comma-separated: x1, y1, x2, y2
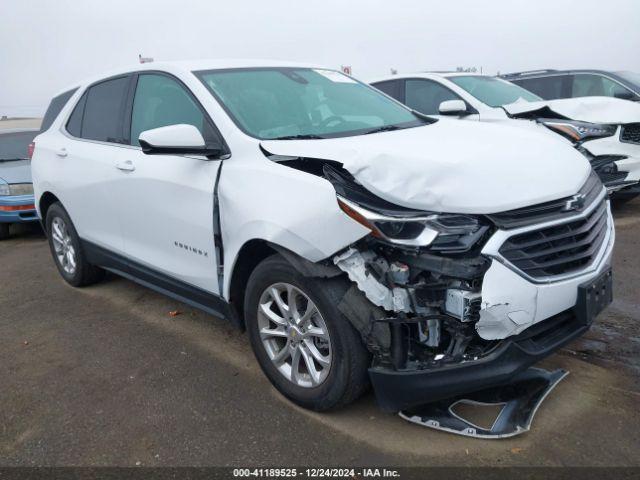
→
(245, 254, 370, 411)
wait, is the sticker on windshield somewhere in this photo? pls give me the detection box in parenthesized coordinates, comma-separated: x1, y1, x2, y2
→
(313, 69, 357, 83)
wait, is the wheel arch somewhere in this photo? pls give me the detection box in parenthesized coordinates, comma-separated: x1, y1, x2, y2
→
(228, 239, 278, 328)
(227, 239, 344, 328)
(38, 191, 61, 230)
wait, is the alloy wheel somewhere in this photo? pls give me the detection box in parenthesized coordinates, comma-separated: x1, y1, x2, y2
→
(51, 217, 77, 276)
(257, 282, 332, 388)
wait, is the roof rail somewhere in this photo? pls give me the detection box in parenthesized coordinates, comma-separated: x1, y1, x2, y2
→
(500, 69, 558, 78)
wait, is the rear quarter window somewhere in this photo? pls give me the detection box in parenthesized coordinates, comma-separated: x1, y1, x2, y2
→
(40, 88, 78, 132)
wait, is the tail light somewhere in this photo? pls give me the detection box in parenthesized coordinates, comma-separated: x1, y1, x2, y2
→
(27, 142, 35, 160)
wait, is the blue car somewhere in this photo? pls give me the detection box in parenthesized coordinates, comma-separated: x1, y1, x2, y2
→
(0, 128, 39, 240)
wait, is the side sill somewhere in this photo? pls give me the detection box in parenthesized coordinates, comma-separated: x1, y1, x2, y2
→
(82, 240, 241, 328)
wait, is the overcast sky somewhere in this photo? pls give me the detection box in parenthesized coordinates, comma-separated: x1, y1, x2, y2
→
(1, 0, 639, 116)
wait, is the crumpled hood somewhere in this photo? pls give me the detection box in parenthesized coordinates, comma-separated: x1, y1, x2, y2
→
(261, 120, 591, 214)
(503, 96, 640, 124)
(0, 160, 32, 184)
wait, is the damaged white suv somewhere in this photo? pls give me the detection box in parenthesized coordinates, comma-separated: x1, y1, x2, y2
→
(32, 60, 614, 413)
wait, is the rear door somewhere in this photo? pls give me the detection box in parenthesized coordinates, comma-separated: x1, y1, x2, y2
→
(53, 75, 132, 254)
(115, 72, 224, 294)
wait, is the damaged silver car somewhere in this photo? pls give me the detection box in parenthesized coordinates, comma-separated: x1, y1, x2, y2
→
(32, 61, 614, 416)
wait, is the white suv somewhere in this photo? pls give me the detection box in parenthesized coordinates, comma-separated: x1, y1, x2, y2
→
(370, 73, 640, 201)
(32, 60, 614, 412)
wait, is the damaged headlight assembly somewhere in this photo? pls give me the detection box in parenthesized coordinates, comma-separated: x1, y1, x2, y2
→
(540, 119, 617, 144)
(336, 196, 489, 252)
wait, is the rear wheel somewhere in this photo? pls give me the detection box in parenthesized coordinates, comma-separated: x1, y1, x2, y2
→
(245, 254, 370, 411)
(0, 223, 9, 240)
(45, 203, 104, 287)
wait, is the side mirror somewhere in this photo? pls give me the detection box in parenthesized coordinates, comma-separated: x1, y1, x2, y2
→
(438, 99, 469, 116)
(139, 124, 222, 158)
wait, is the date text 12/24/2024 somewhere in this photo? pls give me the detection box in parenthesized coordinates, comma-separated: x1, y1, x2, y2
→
(233, 468, 401, 478)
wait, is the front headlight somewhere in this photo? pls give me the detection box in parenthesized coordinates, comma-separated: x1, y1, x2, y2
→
(337, 196, 488, 251)
(541, 119, 616, 143)
(0, 179, 9, 196)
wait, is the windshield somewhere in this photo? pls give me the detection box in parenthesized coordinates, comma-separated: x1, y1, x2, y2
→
(449, 76, 543, 107)
(195, 68, 425, 139)
(0, 130, 37, 161)
(616, 71, 640, 89)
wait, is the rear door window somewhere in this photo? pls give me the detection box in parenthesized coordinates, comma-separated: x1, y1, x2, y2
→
(372, 80, 404, 103)
(41, 89, 78, 132)
(72, 76, 129, 143)
(405, 79, 461, 115)
(513, 76, 568, 99)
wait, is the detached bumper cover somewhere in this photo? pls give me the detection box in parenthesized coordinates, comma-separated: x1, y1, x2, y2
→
(369, 264, 611, 413)
(369, 310, 587, 412)
(399, 367, 568, 438)
(0, 194, 38, 223)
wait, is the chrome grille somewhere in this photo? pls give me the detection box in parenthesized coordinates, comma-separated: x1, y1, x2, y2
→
(487, 171, 603, 229)
(499, 199, 608, 279)
(621, 123, 640, 144)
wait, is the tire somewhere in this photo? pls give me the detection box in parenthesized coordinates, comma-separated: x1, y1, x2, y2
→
(45, 202, 104, 287)
(245, 254, 370, 411)
(0, 223, 9, 240)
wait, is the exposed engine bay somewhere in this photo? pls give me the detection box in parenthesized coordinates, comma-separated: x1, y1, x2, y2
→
(268, 156, 505, 370)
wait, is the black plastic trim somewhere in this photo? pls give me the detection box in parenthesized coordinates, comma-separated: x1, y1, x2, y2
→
(82, 240, 240, 327)
(369, 308, 592, 412)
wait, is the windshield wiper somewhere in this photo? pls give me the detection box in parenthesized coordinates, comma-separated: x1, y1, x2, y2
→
(363, 125, 402, 135)
(0, 157, 27, 163)
(271, 134, 326, 140)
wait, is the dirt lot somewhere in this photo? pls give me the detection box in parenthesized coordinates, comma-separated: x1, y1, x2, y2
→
(0, 201, 639, 467)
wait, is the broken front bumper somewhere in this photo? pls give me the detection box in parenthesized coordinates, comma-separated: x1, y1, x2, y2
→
(370, 301, 601, 412)
(369, 249, 613, 412)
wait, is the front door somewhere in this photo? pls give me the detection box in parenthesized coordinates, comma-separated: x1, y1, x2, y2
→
(115, 72, 224, 294)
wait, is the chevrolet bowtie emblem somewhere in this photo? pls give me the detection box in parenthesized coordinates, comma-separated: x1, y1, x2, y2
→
(563, 193, 586, 212)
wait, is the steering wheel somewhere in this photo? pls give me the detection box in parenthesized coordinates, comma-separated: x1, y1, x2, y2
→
(319, 115, 347, 129)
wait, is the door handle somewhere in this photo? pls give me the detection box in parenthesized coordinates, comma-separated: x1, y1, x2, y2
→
(116, 160, 136, 172)
(56, 148, 67, 158)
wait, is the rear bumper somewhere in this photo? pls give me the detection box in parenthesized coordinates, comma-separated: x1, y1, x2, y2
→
(0, 194, 38, 223)
(369, 309, 590, 412)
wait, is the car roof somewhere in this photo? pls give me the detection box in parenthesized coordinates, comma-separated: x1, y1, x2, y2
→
(500, 69, 618, 79)
(368, 72, 494, 83)
(51, 58, 325, 97)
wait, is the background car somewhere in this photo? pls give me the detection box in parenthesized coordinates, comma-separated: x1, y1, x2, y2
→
(370, 73, 640, 202)
(499, 69, 640, 102)
(0, 128, 39, 239)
